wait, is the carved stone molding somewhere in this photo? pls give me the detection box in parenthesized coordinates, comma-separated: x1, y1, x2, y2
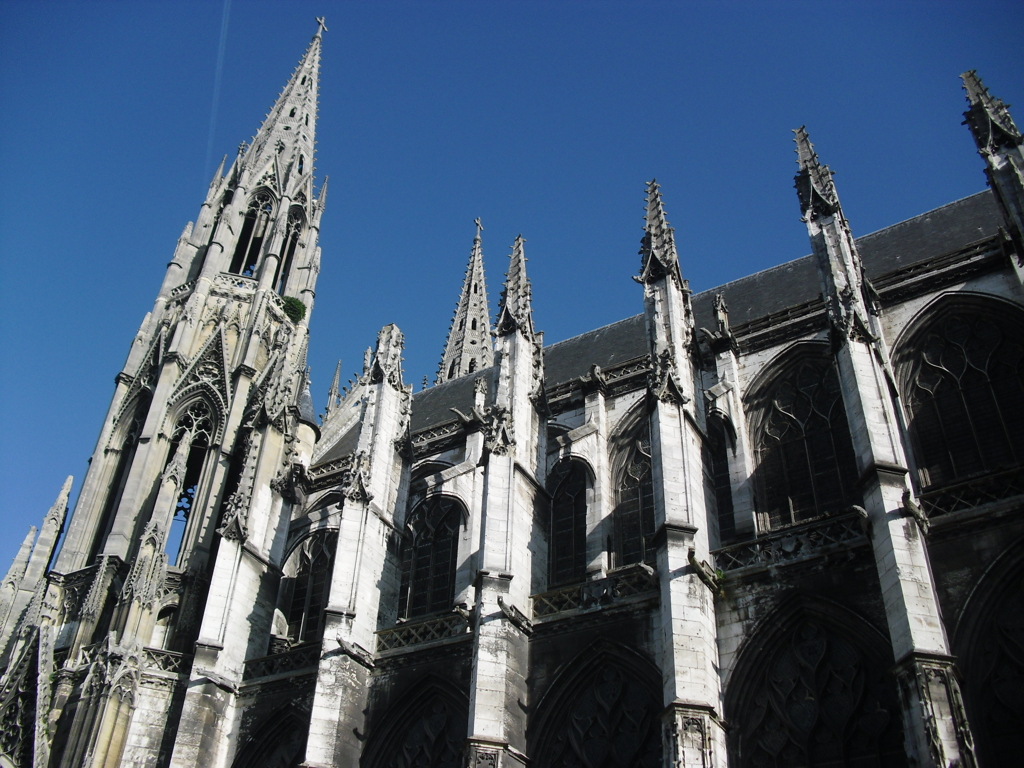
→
(894, 653, 977, 768)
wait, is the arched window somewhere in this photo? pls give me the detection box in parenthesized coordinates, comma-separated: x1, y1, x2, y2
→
(285, 530, 338, 643)
(399, 496, 464, 619)
(548, 458, 589, 586)
(750, 356, 858, 530)
(895, 304, 1024, 490)
(613, 421, 656, 567)
(229, 191, 274, 276)
(165, 400, 215, 566)
(275, 206, 304, 295)
(467, 358, 477, 373)
(289, 107, 296, 117)
(726, 607, 905, 768)
(704, 414, 735, 544)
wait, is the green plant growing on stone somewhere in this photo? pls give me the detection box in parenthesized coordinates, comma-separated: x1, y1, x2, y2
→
(281, 296, 306, 323)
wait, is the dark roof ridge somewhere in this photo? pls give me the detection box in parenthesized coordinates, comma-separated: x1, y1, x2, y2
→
(543, 313, 645, 350)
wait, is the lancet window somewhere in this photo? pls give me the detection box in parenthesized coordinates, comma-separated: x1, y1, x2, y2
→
(895, 304, 1024, 490)
(398, 496, 464, 619)
(165, 400, 215, 567)
(751, 356, 858, 530)
(613, 421, 656, 567)
(284, 529, 338, 643)
(704, 414, 736, 544)
(548, 458, 589, 586)
(229, 191, 274, 277)
(275, 206, 304, 295)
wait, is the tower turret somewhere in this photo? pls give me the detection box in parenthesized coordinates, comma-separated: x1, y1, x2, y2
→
(436, 218, 494, 383)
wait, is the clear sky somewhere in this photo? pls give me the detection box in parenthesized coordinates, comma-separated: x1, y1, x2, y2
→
(0, 0, 1021, 569)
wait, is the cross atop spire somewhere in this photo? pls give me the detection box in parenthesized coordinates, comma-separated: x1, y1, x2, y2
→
(436, 220, 494, 383)
(315, 16, 328, 37)
(793, 127, 840, 221)
(638, 180, 684, 287)
(495, 234, 534, 338)
(962, 70, 1022, 154)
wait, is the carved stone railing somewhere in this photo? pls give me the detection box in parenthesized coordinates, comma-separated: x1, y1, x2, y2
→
(920, 466, 1024, 519)
(411, 420, 464, 458)
(376, 611, 471, 653)
(241, 640, 320, 681)
(142, 648, 193, 676)
(213, 273, 258, 295)
(713, 512, 867, 572)
(168, 280, 196, 301)
(531, 563, 659, 619)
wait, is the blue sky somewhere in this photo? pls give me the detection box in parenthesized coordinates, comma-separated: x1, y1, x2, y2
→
(0, 0, 1021, 568)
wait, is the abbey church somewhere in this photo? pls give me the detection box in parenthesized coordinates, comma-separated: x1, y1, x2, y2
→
(1, 23, 1022, 768)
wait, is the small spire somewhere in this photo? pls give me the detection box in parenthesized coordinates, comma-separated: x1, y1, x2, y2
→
(638, 179, 684, 286)
(793, 127, 840, 221)
(370, 324, 406, 389)
(495, 234, 534, 338)
(296, 367, 319, 432)
(325, 359, 342, 416)
(436, 219, 494, 383)
(961, 70, 1022, 154)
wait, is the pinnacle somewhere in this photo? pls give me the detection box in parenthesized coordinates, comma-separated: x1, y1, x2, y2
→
(436, 220, 494, 383)
(793, 127, 840, 219)
(793, 126, 820, 171)
(639, 180, 682, 285)
(496, 234, 534, 338)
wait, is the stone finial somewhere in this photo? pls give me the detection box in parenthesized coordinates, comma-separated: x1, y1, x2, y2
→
(793, 127, 840, 221)
(637, 179, 684, 287)
(370, 324, 405, 388)
(495, 234, 534, 338)
(325, 359, 342, 417)
(961, 70, 1022, 154)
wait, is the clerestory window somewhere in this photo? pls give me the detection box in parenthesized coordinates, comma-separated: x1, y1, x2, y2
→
(398, 496, 464, 619)
(896, 305, 1024, 490)
(285, 530, 338, 643)
(613, 422, 656, 567)
(548, 458, 589, 586)
(751, 356, 858, 530)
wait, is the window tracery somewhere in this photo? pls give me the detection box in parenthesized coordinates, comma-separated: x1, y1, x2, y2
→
(284, 529, 338, 643)
(613, 422, 656, 567)
(275, 206, 305, 295)
(896, 306, 1024, 490)
(751, 357, 858, 530)
(229, 191, 274, 277)
(398, 496, 464, 619)
(731, 619, 905, 768)
(548, 458, 589, 586)
(165, 400, 215, 566)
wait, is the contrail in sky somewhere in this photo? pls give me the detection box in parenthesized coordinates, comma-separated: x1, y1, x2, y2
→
(204, 0, 233, 184)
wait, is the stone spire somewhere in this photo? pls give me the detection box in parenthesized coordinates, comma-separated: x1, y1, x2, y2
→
(793, 126, 841, 221)
(324, 359, 342, 417)
(961, 71, 1024, 272)
(239, 21, 322, 182)
(436, 218, 494, 383)
(495, 234, 534, 339)
(638, 179, 684, 287)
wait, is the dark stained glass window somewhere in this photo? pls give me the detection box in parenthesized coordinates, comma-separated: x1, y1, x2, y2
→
(286, 530, 338, 642)
(548, 458, 589, 586)
(399, 496, 464, 618)
(614, 422, 656, 567)
(704, 415, 736, 544)
(752, 357, 858, 530)
(897, 307, 1024, 489)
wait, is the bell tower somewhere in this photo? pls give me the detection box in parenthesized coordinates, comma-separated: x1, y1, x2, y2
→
(0, 24, 330, 768)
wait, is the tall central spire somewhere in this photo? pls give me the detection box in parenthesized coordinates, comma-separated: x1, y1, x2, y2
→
(436, 219, 494, 383)
(240, 23, 323, 186)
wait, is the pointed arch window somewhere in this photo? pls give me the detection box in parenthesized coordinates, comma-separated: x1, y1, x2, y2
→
(703, 414, 735, 544)
(284, 529, 338, 643)
(548, 458, 589, 586)
(229, 191, 274, 277)
(613, 421, 656, 567)
(399, 496, 464, 619)
(751, 356, 858, 530)
(275, 206, 304, 295)
(895, 305, 1024, 490)
(165, 400, 215, 567)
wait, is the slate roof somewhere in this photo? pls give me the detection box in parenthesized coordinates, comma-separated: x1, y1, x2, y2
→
(314, 189, 1005, 448)
(314, 423, 359, 466)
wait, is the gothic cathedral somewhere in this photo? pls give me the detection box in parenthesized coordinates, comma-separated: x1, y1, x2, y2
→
(1, 24, 1022, 768)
